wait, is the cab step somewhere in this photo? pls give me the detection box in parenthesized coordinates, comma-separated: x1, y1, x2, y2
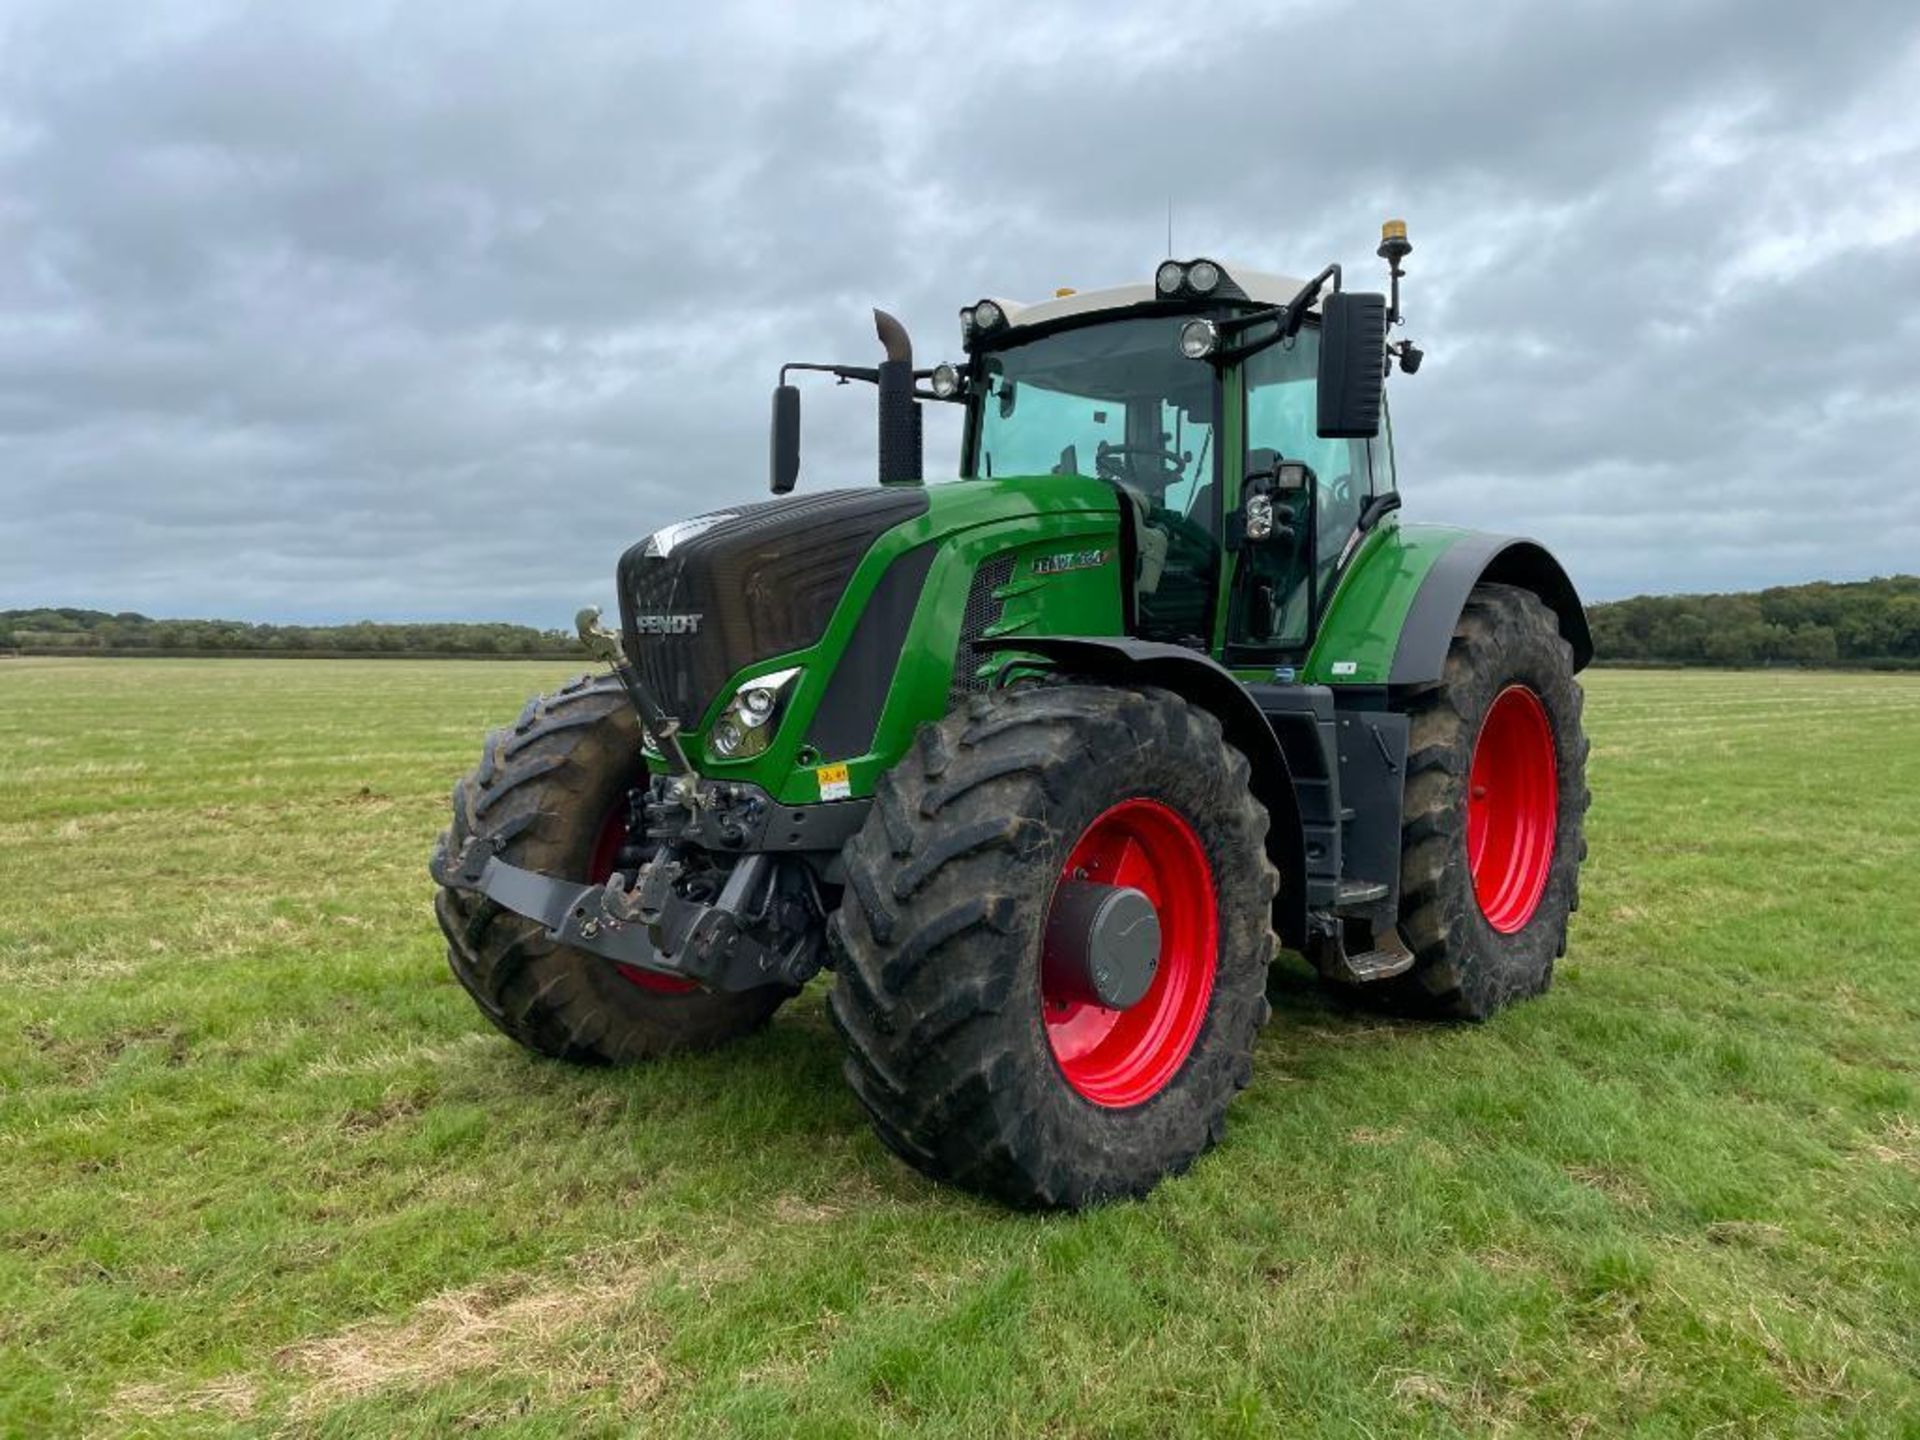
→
(1307, 916, 1417, 985)
(1334, 879, 1390, 911)
(1337, 945, 1417, 982)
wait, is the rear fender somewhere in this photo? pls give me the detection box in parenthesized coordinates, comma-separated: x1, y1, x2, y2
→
(1389, 536, 1592, 684)
(976, 635, 1308, 948)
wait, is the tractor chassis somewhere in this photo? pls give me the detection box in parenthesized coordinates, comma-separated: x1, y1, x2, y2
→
(433, 670, 1430, 997)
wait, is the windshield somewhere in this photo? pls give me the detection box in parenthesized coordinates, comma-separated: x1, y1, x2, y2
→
(970, 315, 1223, 646)
(970, 316, 1217, 524)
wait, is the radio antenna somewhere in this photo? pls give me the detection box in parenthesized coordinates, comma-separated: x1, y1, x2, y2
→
(1166, 197, 1174, 257)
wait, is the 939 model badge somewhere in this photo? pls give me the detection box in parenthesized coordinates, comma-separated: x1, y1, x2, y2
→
(1032, 548, 1108, 577)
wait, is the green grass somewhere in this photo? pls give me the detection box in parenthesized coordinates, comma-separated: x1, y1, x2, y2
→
(3, 659, 1918, 1438)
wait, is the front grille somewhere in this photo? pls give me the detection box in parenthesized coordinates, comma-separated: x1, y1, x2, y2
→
(950, 553, 1015, 705)
(617, 487, 929, 725)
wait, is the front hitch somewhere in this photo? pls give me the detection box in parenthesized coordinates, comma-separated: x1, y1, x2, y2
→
(432, 837, 820, 992)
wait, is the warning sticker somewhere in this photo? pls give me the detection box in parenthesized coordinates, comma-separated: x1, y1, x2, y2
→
(816, 762, 852, 802)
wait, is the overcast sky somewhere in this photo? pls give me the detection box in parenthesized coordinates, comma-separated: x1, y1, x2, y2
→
(3, 0, 1917, 625)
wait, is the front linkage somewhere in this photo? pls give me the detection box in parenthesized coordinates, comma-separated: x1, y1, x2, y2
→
(434, 606, 862, 995)
(433, 767, 857, 994)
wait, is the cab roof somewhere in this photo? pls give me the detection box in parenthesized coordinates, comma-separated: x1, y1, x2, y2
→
(979, 260, 1310, 335)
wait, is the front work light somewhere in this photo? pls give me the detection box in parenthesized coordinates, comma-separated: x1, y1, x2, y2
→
(930, 362, 962, 398)
(1179, 318, 1220, 359)
(1186, 260, 1221, 294)
(1245, 492, 1276, 541)
(972, 300, 1005, 331)
(1156, 261, 1186, 295)
(708, 666, 802, 760)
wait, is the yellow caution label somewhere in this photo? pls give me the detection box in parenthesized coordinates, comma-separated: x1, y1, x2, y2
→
(816, 762, 851, 802)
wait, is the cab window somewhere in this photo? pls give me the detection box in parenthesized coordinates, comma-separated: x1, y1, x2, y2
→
(973, 317, 1220, 647)
(1233, 327, 1372, 650)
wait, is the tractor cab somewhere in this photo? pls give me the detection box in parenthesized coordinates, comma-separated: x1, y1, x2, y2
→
(953, 275, 1403, 665)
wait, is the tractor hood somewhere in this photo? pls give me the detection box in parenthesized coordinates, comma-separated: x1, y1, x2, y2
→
(617, 487, 931, 727)
(615, 475, 1123, 801)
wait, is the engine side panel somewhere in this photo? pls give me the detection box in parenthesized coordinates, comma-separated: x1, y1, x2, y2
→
(770, 477, 1126, 805)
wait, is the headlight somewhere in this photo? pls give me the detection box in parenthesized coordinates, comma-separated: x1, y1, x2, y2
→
(972, 299, 1004, 331)
(710, 716, 747, 756)
(1186, 259, 1221, 294)
(1156, 261, 1186, 295)
(707, 666, 801, 760)
(930, 362, 962, 398)
(1179, 318, 1220, 359)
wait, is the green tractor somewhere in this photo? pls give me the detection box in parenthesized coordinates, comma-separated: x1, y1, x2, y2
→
(431, 223, 1591, 1208)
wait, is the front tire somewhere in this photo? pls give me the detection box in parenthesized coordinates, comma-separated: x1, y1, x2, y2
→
(829, 685, 1278, 1209)
(1389, 584, 1590, 1019)
(430, 674, 787, 1065)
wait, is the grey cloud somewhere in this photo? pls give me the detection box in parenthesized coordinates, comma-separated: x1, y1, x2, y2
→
(1, 0, 1916, 624)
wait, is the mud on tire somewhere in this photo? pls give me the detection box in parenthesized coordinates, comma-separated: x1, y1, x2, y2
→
(1388, 583, 1591, 1019)
(828, 684, 1278, 1209)
(430, 674, 786, 1065)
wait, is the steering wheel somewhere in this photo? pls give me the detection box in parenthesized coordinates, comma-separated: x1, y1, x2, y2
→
(1096, 440, 1186, 485)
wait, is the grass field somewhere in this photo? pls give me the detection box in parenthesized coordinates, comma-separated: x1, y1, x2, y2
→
(3, 659, 1918, 1438)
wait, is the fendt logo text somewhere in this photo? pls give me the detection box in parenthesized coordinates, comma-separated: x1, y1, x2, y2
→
(632, 613, 703, 636)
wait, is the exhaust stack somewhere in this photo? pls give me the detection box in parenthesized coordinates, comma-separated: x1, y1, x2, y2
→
(873, 309, 922, 485)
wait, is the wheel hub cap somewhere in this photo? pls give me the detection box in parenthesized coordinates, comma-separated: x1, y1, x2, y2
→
(1042, 882, 1161, 1011)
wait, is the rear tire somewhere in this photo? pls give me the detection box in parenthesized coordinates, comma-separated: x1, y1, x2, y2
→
(1387, 584, 1590, 1019)
(829, 684, 1278, 1209)
(430, 674, 787, 1065)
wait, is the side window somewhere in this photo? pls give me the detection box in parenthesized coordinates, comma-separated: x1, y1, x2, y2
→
(1237, 330, 1370, 650)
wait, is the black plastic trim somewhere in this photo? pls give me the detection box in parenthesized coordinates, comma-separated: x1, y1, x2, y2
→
(804, 542, 937, 761)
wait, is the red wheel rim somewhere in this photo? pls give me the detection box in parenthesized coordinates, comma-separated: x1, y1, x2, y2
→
(1042, 799, 1217, 1108)
(588, 802, 698, 995)
(1467, 685, 1558, 933)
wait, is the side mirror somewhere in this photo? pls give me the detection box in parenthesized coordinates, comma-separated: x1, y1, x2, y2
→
(769, 384, 801, 495)
(1317, 291, 1387, 439)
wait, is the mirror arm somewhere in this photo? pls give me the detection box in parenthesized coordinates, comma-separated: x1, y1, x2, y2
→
(1204, 263, 1348, 365)
(780, 362, 880, 387)
(1281, 264, 1341, 331)
(1356, 489, 1402, 535)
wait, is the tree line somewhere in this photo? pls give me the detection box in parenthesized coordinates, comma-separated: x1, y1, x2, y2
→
(0, 608, 581, 658)
(8, 576, 1920, 667)
(1586, 575, 1920, 669)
